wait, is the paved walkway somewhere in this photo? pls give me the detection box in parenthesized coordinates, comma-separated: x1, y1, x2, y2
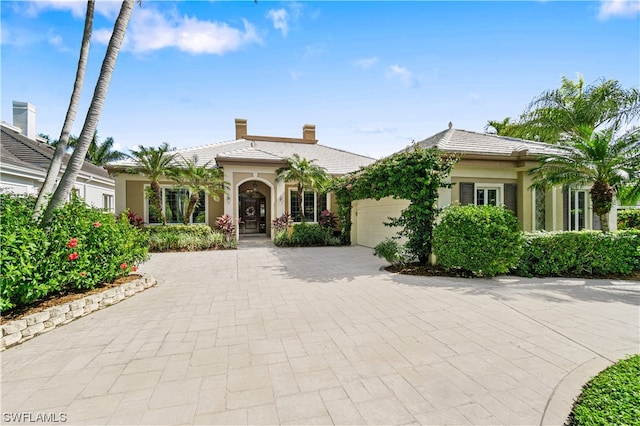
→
(2, 243, 638, 425)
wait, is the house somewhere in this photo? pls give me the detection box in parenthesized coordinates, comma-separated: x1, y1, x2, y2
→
(350, 124, 614, 248)
(0, 101, 115, 211)
(106, 119, 375, 238)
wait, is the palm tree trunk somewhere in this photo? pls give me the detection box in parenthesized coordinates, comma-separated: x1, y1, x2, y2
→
(184, 192, 199, 225)
(34, 0, 95, 222)
(42, 0, 134, 224)
(150, 180, 166, 225)
(599, 213, 610, 233)
(298, 183, 305, 223)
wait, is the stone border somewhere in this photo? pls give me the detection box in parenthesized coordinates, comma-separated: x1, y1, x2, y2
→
(1, 274, 157, 351)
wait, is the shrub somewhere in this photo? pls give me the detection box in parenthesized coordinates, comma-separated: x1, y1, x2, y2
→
(272, 212, 293, 232)
(433, 205, 523, 277)
(275, 223, 340, 247)
(373, 238, 414, 266)
(618, 209, 640, 230)
(147, 224, 233, 251)
(215, 214, 237, 242)
(1, 193, 149, 312)
(568, 354, 640, 426)
(319, 210, 338, 229)
(517, 230, 639, 277)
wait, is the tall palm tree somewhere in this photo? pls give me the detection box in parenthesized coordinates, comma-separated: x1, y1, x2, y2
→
(276, 154, 330, 222)
(529, 127, 640, 232)
(172, 156, 227, 225)
(518, 75, 640, 143)
(42, 0, 135, 224)
(127, 143, 177, 225)
(87, 135, 126, 166)
(34, 0, 95, 221)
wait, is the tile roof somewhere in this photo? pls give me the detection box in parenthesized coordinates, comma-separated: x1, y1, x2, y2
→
(412, 128, 567, 157)
(110, 138, 376, 175)
(0, 125, 111, 179)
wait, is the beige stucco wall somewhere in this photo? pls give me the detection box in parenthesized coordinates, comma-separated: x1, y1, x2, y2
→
(351, 197, 410, 248)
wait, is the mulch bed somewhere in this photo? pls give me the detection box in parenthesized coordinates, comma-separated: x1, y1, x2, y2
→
(0, 275, 142, 324)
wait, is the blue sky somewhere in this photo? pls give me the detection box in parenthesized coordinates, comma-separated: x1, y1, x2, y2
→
(1, 1, 639, 159)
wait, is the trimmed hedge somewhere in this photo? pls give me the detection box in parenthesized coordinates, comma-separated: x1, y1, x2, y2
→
(618, 209, 640, 230)
(274, 223, 341, 247)
(1, 193, 148, 311)
(433, 205, 523, 277)
(147, 224, 234, 251)
(517, 230, 640, 277)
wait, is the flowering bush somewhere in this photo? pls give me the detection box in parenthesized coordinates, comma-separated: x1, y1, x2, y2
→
(126, 209, 144, 228)
(215, 214, 238, 242)
(1, 193, 149, 312)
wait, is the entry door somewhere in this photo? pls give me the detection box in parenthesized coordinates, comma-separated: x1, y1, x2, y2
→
(241, 197, 259, 233)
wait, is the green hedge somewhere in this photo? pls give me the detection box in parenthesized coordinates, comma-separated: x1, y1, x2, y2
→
(1, 194, 149, 312)
(274, 223, 341, 247)
(433, 205, 523, 277)
(568, 354, 640, 426)
(517, 230, 640, 277)
(148, 224, 233, 251)
(618, 209, 640, 230)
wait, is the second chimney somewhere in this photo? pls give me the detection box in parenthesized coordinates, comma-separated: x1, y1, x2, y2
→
(13, 101, 36, 140)
(303, 124, 316, 142)
(235, 118, 248, 140)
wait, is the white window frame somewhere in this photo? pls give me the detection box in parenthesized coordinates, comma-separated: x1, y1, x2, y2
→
(103, 194, 114, 211)
(288, 189, 329, 223)
(474, 183, 503, 206)
(143, 185, 208, 225)
(568, 188, 589, 231)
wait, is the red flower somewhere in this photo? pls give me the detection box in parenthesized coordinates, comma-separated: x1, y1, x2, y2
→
(132, 266, 137, 272)
(80, 272, 87, 277)
(67, 238, 78, 248)
(68, 252, 79, 261)
(93, 222, 101, 228)
(120, 262, 128, 270)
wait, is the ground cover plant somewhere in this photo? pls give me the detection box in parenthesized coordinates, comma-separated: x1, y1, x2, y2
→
(567, 354, 640, 426)
(274, 222, 341, 247)
(147, 221, 235, 252)
(1, 193, 148, 312)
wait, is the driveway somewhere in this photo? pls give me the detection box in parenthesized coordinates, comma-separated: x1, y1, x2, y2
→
(2, 242, 638, 425)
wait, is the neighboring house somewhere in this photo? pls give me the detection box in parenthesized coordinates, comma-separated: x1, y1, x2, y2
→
(106, 119, 375, 238)
(0, 101, 115, 211)
(351, 124, 614, 248)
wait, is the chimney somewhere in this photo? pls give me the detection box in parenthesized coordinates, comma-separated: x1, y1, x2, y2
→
(235, 118, 247, 140)
(303, 124, 316, 142)
(13, 101, 36, 140)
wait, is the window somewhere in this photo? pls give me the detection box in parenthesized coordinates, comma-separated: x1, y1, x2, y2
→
(534, 186, 546, 230)
(475, 185, 502, 206)
(103, 194, 114, 211)
(460, 182, 517, 213)
(569, 189, 587, 231)
(290, 190, 327, 222)
(147, 187, 206, 224)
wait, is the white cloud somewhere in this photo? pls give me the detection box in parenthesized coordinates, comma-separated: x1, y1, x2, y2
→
(354, 57, 378, 70)
(386, 65, 413, 86)
(304, 43, 325, 58)
(266, 8, 289, 37)
(598, 0, 640, 19)
(95, 7, 262, 55)
(23, 1, 122, 19)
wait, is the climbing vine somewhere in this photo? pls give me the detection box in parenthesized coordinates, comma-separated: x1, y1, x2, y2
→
(329, 147, 458, 264)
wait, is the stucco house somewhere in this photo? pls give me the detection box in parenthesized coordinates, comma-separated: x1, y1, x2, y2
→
(351, 124, 614, 248)
(106, 119, 375, 239)
(0, 101, 115, 211)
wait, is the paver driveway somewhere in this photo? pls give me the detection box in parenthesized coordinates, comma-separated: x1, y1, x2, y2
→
(2, 241, 639, 425)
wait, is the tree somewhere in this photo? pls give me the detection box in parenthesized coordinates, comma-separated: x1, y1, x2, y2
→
(34, 0, 95, 221)
(276, 154, 330, 222)
(127, 143, 177, 225)
(172, 156, 227, 225)
(50, 131, 126, 166)
(529, 127, 640, 232)
(41, 0, 135, 224)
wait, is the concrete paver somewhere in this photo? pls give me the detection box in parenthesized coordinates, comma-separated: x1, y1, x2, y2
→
(1, 240, 638, 425)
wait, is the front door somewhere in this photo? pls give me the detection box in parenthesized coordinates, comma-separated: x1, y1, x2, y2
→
(240, 196, 259, 233)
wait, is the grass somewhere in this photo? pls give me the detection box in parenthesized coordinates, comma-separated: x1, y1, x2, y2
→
(568, 354, 640, 425)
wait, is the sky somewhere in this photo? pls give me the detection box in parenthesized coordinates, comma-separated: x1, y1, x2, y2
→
(1, 0, 639, 160)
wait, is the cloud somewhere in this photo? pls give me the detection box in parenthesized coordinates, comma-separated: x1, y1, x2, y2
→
(47, 30, 71, 51)
(22, 1, 122, 19)
(354, 57, 378, 70)
(598, 0, 640, 19)
(95, 7, 262, 55)
(266, 8, 289, 37)
(304, 43, 325, 58)
(386, 65, 413, 86)
(355, 126, 397, 134)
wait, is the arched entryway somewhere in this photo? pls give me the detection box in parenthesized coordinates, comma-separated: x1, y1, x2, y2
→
(239, 184, 267, 234)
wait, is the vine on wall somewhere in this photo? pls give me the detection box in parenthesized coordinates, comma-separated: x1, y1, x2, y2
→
(329, 147, 458, 264)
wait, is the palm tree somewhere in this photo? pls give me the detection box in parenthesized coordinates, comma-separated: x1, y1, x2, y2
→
(518, 75, 640, 143)
(276, 154, 330, 222)
(42, 0, 135, 224)
(34, 0, 95, 221)
(127, 143, 177, 225)
(529, 127, 640, 232)
(87, 135, 126, 166)
(172, 156, 227, 225)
